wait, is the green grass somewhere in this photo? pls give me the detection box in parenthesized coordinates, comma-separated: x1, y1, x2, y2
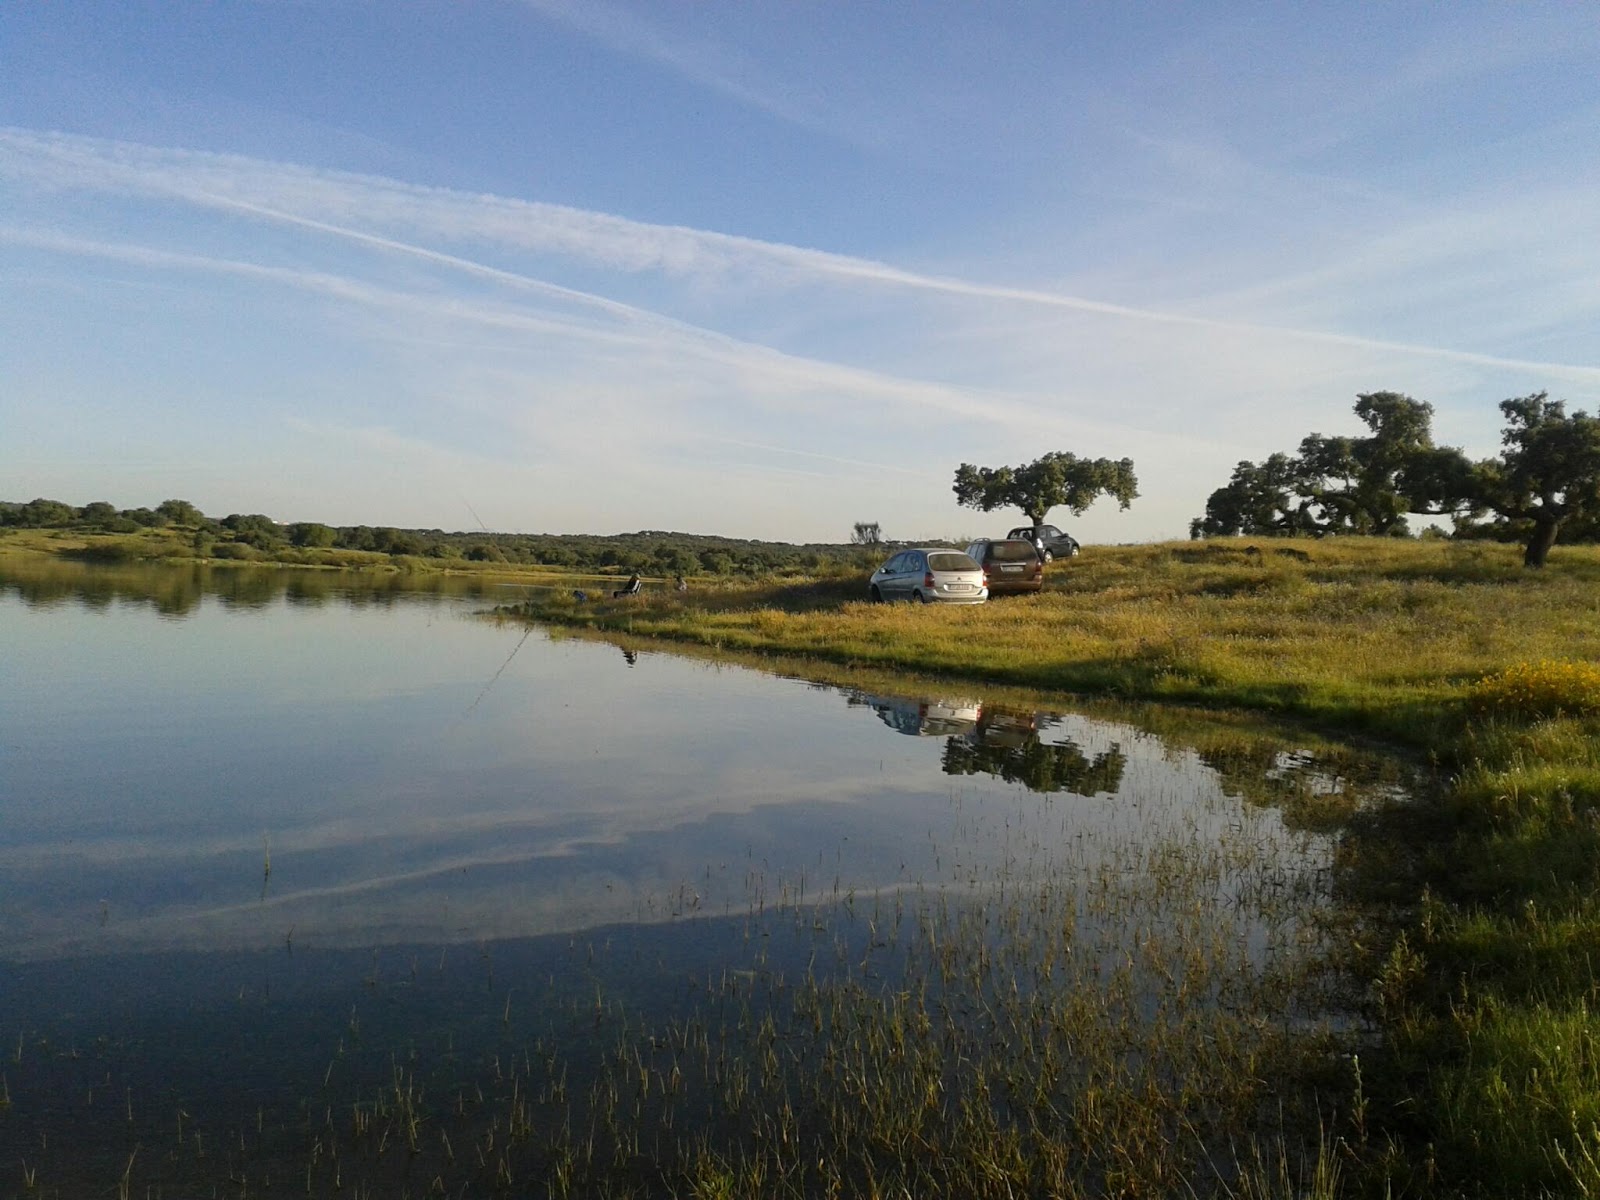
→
(508, 538, 1600, 742)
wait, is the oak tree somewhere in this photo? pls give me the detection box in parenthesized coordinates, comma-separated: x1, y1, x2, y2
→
(953, 452, 1138, 528)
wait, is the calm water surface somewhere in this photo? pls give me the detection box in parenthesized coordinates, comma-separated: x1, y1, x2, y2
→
(3, 561, 1308, 960)
(0, 561, 1399, 1196)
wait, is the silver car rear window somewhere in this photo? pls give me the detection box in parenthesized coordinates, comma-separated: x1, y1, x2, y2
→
(927, 552, 979, 572)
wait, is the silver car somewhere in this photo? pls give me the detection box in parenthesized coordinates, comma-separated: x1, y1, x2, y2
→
(868, 548, 988, 604)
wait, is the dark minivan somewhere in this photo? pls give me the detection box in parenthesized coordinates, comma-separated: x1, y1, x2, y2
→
(964, 538, 1044, 596)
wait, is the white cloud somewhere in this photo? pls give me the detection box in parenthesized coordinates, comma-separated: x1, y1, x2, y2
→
(519, 0, 836, 137)
(7, 128, 1596, 382)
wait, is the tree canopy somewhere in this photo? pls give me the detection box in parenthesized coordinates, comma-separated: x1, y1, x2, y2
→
(953, 452, 1138, 528)
(1476, 393, 1600, 567)
(1192, 392, 1453, 538)
(1188, 453, 1319, 539)
(1191, 390, 1600, 567)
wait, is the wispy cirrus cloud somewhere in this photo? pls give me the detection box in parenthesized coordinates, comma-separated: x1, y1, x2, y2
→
(6, 127, 1596, 384)
(518, 0, 836, 137)
(0, 223, 1070, 438)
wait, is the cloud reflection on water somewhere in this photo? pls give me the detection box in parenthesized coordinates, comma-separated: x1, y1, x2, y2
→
(0, 561, 1389, 960)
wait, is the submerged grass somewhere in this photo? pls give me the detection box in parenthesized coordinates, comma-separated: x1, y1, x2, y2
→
(1, 779, 1350, 1198)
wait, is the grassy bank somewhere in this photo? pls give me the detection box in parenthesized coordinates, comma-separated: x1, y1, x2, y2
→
(507, 536, 1600, 1197)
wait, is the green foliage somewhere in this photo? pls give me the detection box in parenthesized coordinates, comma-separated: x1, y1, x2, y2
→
(287, 521, 337, 548)
(1195, 390, 1600, 568)
(1477, 393, 1600, 566)
(1432, 994, 1600, 1193)
(75, 500, 119, 527)
(1189, 453, 1318, 538)
(1194, 392, 1459, 538)
(221, 512, 285, 550)
(382, 529, 426, 556)
(4, 497, 77, 527)
(941, 736, 1127, 796)
(953, 451, 1138, 526)
(2, 497, 886, 577)
(156, 498, 205, 527)
(651, 543, 699, 575)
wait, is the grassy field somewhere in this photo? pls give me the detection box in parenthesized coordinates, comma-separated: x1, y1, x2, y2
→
(501, 536, 1600, 1197)
(511, 537, 1600, 740)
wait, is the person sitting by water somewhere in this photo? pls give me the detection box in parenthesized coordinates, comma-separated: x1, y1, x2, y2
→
(613, 573, 642, 598)
(675, 574, 688, 592)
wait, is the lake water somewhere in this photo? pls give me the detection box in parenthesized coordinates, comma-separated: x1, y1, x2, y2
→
(0, 560, 1403, 1196)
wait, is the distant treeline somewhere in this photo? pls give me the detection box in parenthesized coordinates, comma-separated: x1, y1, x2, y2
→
(0, 497, 887, 575)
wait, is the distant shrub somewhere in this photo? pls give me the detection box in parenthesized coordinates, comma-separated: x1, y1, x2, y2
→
(1470, 660, 1600, 720)
(288, 521, 337, 548)
(76, 501, 119, 526)
(211, 542, 261, 561)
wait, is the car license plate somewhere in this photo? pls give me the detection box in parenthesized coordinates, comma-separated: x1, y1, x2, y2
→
(949, 583, 972, 591)
(1001, 564, 1022, 573)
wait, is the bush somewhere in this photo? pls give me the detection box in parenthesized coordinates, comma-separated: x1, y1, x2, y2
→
(288, 522, 337, 548)
(1470, 660, 1600, 720)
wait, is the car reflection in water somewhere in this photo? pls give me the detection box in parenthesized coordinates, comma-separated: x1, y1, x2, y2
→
(852, 692, 982, 738)
(850, 692, 1126, 797)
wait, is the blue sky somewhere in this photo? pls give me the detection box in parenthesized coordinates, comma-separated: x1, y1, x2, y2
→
(4, 2, 1598, 543)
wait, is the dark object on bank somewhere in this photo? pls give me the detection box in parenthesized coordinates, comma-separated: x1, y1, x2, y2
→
(613, 574, 642, 599)
(1006, 524, 1080, 562)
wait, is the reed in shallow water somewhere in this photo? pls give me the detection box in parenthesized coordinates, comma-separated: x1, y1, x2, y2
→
(2, 770, 1355, 1197)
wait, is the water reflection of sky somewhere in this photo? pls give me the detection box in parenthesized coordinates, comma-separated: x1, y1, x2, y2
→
(1, 564, 1336, 959)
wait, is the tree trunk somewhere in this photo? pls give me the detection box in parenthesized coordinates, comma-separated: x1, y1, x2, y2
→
(1524, 515, 1561, 568)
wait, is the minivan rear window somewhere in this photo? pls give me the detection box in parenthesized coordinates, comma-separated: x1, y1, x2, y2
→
(927, 553, 979, 572)
(987, 541, 1038, 562)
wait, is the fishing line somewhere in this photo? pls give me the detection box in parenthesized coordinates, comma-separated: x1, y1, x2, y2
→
(463, 623, 534, 719)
